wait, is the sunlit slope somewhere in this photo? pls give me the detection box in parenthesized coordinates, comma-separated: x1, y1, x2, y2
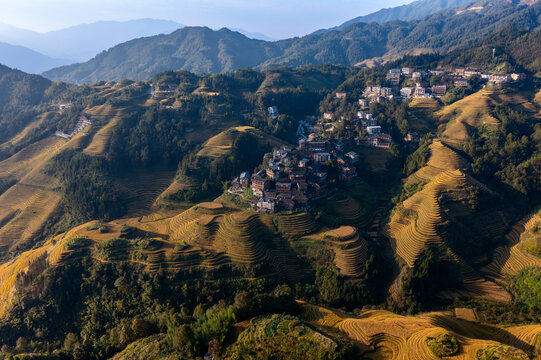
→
(0, 133, 88, 254)
(301, 303, 541, 360)
(197, 126, 287, 158)
(437, 89, 537, 142)
(483, 210, 541, 278)
(0, 202, 317, 316)
(0, 137, 64, 186)
(303, 226, 369, 277)
(83, 104, 127, 156)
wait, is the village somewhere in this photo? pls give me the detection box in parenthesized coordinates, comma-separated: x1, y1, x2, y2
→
(227, 64, 527, 214)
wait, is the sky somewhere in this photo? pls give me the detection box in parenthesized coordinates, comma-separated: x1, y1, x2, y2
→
(0, 0, 413, 39)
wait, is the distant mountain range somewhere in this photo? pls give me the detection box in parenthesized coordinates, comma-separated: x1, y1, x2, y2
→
(0, 42, 71, 74)
(43, 0, 541, 84)
(0, 19, 183, 62)
(313, 0, 476, 34)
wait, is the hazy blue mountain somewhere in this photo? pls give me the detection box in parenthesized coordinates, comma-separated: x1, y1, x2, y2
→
(43, 0, 541, 83)
(312, 0, 475, 34)
(0, 19, 183, 61)
(0, 42, 71, 74)
(231, 28, 277, 41)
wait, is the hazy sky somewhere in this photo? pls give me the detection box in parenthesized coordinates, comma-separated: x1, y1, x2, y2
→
(0, 0, 413, 38)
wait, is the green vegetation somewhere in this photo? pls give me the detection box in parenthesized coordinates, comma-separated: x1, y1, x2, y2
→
(520, 220, 541, 257)
(399, 246, 462, 312)
(45, 149, 125, 223)
(228, 314, 353, 360)
(475, 345, 529, 360)
(426, 334, 459, 358)
(64, 237, 92, 250)
(44, 3, 541, 83)
(509, 267, 541, 313)
(464, 104, 541, 202)
(403, 136, 432, 176)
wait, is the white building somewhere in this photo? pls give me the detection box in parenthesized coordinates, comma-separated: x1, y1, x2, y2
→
(268, 106, 279, 119)
(366, 126, 382, 135)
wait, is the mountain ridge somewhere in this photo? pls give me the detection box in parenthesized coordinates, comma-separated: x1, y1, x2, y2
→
(0, 19, 183, 62)
(0, 42, 71, 74)
(312, 0, 476, 34)
(43, 0, 541, 84)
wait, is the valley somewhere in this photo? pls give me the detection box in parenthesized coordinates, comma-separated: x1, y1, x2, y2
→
(0, 0, 540, 359)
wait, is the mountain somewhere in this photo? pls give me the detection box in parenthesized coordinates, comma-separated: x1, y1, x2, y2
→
(313, 0, 476, 34)
(44, 27, 278, 83)
(0, 64, 52, 112)
(0, 19, 183, 62)
(232, 28, 277, 41)
(0, 42, 71, 74)
(43, 0, 541, 84)
(1, 57, 541, 358)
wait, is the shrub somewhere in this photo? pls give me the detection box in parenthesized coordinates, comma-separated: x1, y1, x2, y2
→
(64, 237, 92, 250)
(426, 333, 459, 357)
(475, 345, 529, 360)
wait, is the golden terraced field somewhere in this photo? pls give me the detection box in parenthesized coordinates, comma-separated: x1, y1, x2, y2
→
(301, 303, 541, 360)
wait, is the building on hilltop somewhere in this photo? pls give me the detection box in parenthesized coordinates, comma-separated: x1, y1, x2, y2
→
(414, 87, 426, 98)
(340, 166, 357, 182)
(366, 126, 382, 135)
(335, 92, 347, 99)
(363, 86, 392, 100)
(430, 68, 445, 76)
(454, 79, 470, 87)
(386, 72, 401, 86)
(358, 98, 369, 109)
(511, 73, 526, 81)
(323, 112, 334, 120)
(431, 85, 447, 97)
(257, 198, 275, 213)
(239, 172, 251, 188)
(268, 106, 279, 119)
(252, 173, 271, 198)
(313, 152, 331, 163)
(400, 87, 413, 98)
(402, 67, 415, 75)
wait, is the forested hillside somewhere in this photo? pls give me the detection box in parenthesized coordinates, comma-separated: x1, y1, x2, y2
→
(0, 18, 541, 359)
(44, 0, 541, 83)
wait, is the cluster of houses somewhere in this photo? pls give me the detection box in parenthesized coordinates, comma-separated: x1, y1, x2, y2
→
(153, 83, 178, 96)
(320, 93, 394, 149)
(55, 116, 91, 140)
(385, 67, 527, 99)
(231, 143, 359, 213)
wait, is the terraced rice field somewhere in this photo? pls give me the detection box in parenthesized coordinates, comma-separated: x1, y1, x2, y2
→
(83, 105, 127, 156)
(276, 212, 317, 237)
(387, 166, 511, 301)
(438, 90, 501, 141)
(304, 226, 369, 277)
(0, 244, 50, 316)
(482, 212, 541, 278)
(0, 187, 61, 252)
(0, 112, 50, 149)
(214, 212, 269, 264)
(115, 169, 177, 217)
(408, 97, 440, 130)
(301, 304, 541, 360)
(197, 126, 287, 158)
(387, 170, 467, 267)
(438, 89, 537, 143)
(0, 137, 65, 182)
(325, 194, 369, 228)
